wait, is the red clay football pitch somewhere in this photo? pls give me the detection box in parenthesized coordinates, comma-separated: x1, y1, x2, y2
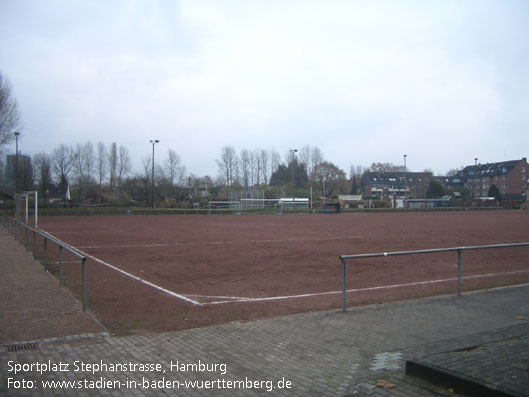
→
(35, 210, 529, 334)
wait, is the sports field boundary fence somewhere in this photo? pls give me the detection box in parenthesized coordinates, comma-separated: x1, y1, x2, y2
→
(339, 242, 529, 312)
(0, 205, 508, 218)
(0, 214, 89, 311)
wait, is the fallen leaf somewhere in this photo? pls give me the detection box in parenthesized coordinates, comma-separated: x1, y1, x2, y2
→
(515, 316, 528, 321)
(376, 379, 396, 389)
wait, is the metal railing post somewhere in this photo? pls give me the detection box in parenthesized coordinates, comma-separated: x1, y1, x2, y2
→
(32, 230, 36, 259)
(340, 242, 529, 308)
(457, 249, 462, 297)
(341, 258, 347, 312)
(43, 237, 48, 271)
(59, 246, 64, 287)
(3, 215, 88, 311)
(82, 257, 87, 312)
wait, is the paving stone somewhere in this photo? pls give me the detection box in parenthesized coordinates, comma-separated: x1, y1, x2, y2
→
(2, 282, 529, 395)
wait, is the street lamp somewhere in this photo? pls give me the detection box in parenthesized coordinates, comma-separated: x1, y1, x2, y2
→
(403, 154, 407, 200)
(474, 157, 478, 197)
(290, 149, 298, 203)
(150, 140, 159, 208)
(14, 132, 20, 195)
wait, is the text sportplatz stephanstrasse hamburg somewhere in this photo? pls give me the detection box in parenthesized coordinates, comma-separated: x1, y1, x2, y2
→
(7, 359, 293, 392)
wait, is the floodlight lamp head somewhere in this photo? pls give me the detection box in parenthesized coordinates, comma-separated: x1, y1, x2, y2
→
(14, 131, 20, 137)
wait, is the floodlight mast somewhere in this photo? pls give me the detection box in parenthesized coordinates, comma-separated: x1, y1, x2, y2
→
(290, 149, 298, 204)
(474, 157, 478, 198)
(150, 140, 160, 208)
(14, 132, 20, 195)
(403, 154, 407, 202)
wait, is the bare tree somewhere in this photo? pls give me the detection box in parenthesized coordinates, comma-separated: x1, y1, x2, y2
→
(139, 157, 152, 205)
(71, 141, 95, 195)
(251, 148, 262, 186)
(248, 150, 257, 186)
(83, 141, 94, 184)
(33, 152, 52, 200)
(0, 71, 23, 154)
(298, 146, 324, 183)
(240, 149, 251, 188)
(73, 143, 87, 191)
(446, 168, 460, 177)
(116, 145, 131, 193)
(368, 162, 404, 172)
(52, 144, 74, 195)
(96, 142, 107, 189)
(164, 149, 185, 187)
(349, 164, 366, 179)
(269, 148, 281, 179)
(298, 146, 312, 174)
(108, 143, 117, 191)
(216, 146, 238, 188)
(309, 147, 324, 182)
(260, 149, 270, 185)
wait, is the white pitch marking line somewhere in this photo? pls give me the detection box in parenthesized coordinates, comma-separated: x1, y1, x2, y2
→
(202, 269, 529, 305)
(76, 236, 365, 249)
(185, 294, 251, 300)
(38, 228, 202, 306)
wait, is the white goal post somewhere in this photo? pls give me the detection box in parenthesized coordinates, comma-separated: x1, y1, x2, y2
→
(207, 201, 241, 215)
(279, 198, 309, 212)
(15, 191, 38, 228)
(207, 197, 309, 215)
(239, 198, 283, 214)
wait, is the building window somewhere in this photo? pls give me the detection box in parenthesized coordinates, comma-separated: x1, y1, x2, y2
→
(522, 167, 526, 173)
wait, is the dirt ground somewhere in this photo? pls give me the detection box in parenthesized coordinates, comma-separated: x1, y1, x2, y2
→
(0, 229, 105, 344)
(18, 210, 525, 336)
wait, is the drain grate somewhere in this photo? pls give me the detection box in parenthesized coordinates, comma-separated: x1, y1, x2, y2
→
(5, 343, 39, 352)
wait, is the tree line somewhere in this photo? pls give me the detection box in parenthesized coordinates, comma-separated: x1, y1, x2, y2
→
(3, 69, 448, 207)
(2, 140, 357, 207)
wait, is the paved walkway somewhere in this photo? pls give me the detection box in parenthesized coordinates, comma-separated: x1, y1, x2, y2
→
(1, 228, 529, 396)
(0, 228, 105, 344)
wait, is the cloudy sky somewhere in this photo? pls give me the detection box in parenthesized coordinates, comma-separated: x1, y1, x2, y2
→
(1, 0, 528, 177)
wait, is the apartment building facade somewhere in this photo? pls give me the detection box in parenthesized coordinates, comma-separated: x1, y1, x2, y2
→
(362, 171, 433, 200)
(456, 158, 528, 201)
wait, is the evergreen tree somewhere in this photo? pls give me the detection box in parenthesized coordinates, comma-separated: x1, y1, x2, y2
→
(426, 180, 445, 198)
(488, 184, 501, 202)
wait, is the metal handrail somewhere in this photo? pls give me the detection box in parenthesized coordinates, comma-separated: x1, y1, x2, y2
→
(339, 242, 529, 312)
(0, 214, 88, 311)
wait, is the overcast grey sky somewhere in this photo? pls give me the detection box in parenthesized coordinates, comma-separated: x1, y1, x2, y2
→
(1, 0, 528, 177)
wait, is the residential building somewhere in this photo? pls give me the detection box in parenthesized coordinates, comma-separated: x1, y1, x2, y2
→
(361, 171, 433, 200)
(2, 154, 33, 195)
(455, 158, 528, 201)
